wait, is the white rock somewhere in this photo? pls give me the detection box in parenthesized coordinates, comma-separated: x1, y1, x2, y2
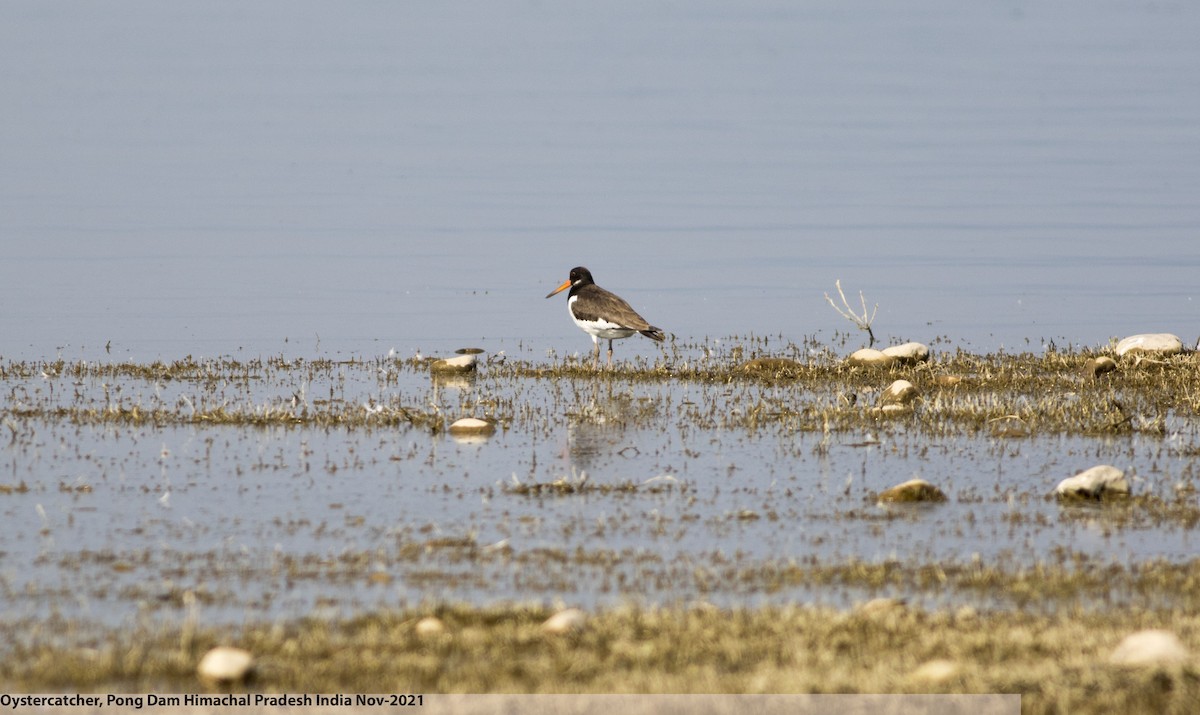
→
(415, 616, 446, 637)
(879, 379, 919, 406)
(542, 608, 587, 635)
(910, 659, 960, 684)
(430, 353, 478, 373)
(881, 342, 931, 364)
(1110, 629, 1190, 667)
(448, 417, 496, 437)
(1054, 465, 1130, 499)
(847, 348, 896, 367)
(1114, 333, 1183, 358)
(1083, 356, 1118, 379)
(197, 646, 254, 683)
(878, 478, 947, 503)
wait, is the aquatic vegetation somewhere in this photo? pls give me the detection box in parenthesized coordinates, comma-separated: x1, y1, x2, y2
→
(4, 338, 1196, 440)
(1, 337, 1198, 709)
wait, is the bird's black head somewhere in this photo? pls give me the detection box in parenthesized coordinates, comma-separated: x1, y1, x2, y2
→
(546, 266, 595, 298)
(568, 266, 594, 285)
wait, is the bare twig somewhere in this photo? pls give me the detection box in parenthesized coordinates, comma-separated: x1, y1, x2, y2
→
(824, 280, 879, 347)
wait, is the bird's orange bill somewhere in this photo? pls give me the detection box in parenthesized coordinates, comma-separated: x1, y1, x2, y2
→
(545, 279, 572, 299)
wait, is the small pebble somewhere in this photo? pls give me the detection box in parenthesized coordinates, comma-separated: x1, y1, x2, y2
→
(1109, 629, 1189, 667)
(197, 646, 254, 683)
(847, 348, 897, 367)
(909, 658, 960, 684)
(448, 417, 496, 437)
(878, 478, 947, 503)
(542, 608, 587, 635)
(878, 379, 919, 406)
(881, 342, 931, 365)
(430, 353, 479, 374)
(1054, 465, 1130, 499)
(415, 616, 446, 637)
(1081, 356, 1117, 380)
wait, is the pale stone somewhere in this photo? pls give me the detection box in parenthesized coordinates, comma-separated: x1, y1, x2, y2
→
(448, 417, 496, 437)
(1082, 356, 1117, 380)
(872, 380, 918, 415)
(197, 646, 253, 683)
(430, 353, 478, 374)
(910, 659, 960, 684)
(847, 348, 897, 367)
(1114, 333, 1183, 358)
(879, 379, 919, 406)
(542, 608, 587, 635)
(881, 342, 931, 365)
(878, 478, 947, 503)
(415, 616, 446, 637)
(1109, 629, 1190, 667)
(1055, 465, 1130, 499)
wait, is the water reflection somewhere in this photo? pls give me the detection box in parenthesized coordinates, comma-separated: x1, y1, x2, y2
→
(565, 380, 652, 474)
(431, 372, 476, 395)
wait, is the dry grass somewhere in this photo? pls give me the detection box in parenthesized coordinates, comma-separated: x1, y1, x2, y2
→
(1, 605, 1196, 714)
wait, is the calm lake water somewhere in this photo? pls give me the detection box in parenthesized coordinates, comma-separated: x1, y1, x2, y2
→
(2, 1, 1198, 363)
(1, 1, 1199, 627)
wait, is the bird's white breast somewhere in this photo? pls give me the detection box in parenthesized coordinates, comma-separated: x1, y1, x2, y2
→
(568, 295, 637, 340)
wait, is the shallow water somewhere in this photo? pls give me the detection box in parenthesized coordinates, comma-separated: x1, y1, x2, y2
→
(2, 2, 1200, 627)
(2, 353, 1197, 627)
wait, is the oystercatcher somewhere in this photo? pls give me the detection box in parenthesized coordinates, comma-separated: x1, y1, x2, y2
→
(545, 266, 665, 367)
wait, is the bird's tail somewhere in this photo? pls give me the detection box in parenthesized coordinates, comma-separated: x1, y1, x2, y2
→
(641, 327, 666, 342)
